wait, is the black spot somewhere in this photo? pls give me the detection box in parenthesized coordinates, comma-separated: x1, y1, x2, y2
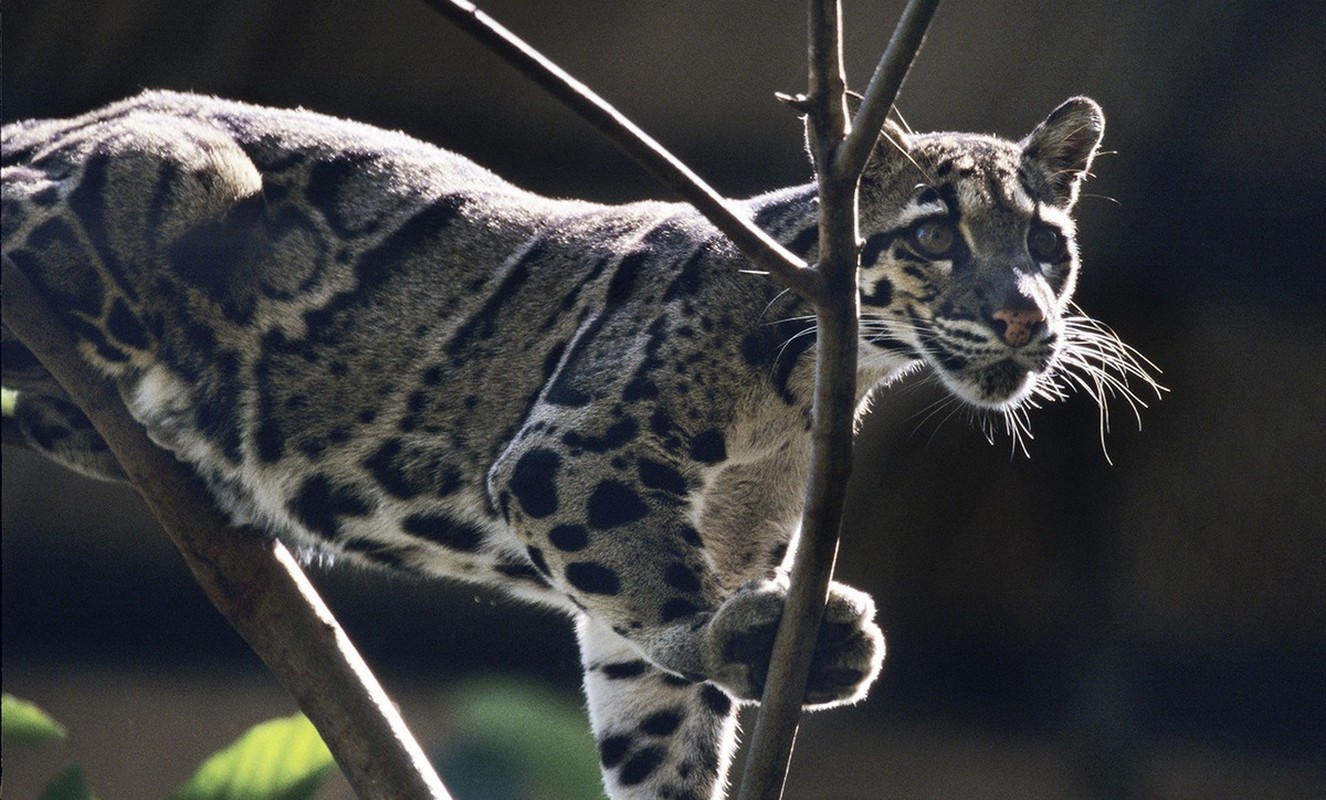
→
(650, 408, 677, 438)
(401, 512, 485, 552)
(864, 276, 894, 307)
(194, 388, 242, 464)
(661, 246, 708, 302)
(256, 418, 285, 462)
(526, 546, 551, 577)
(619, 745, 666, 786)
(664, 563, 702, 593)
(106, 298, 149, 350)
(680, 526, 704, 547)
(638, 459, 687, 496)
(363, 439, 417, 499)
(788, 224, 819, 258)
(66, 317, 129, 363)
(622, 375, 658, 402)
(861, 229, 902, 268)
(700, 684, 734, 716)
(602, 660, 649, 679)
(338, 537, 410, 571)
(639, 710, 683, 737)
(508, 448, 561, 518)
(494, 558, 550, 586)
(660, 598, 702, 622)
(660, 673, 694, 688)
(562, 417, 638, 453)
(288, 475, 373, 538)
(587, 480, 649, 530)
(548, 524, 590, 552)
(32, 185, 60, 206)
(565, 562, 622, 595)
(689, 429, 726, 464)
(598, 734, 633, 768)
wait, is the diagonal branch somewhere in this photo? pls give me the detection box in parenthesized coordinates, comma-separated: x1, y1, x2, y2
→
(837, 0, 941, 183)
(418, 0, 824, 304)
(1, 255, 451, 800)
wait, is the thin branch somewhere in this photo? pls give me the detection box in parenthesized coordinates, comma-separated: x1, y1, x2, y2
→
(418, 0, 824, 304)
(737, 1, 855, 797)
(1, 255, 451, 800)
(836, 0, 941, 183)
(740, 2, 939, 798)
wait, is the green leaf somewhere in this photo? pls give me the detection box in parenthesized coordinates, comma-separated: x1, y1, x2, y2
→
(37, 764, 98, 800)
(445, 678, 606, 800)
(2, 693, 68, 746)
(170, 713, 334, 800)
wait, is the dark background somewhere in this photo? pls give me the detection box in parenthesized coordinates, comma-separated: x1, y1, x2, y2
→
(4, 1, 1324, 797)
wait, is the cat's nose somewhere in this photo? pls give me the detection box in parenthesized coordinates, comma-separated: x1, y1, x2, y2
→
(991, 307, 1045, 347)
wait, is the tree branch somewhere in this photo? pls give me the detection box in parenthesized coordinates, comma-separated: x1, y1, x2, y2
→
(418, 0, 824, 304)
(836, 0, 941, 183)
(741, 1, 938, 797)
(421, 2, 939, 799)
(1, 255, 450, 799)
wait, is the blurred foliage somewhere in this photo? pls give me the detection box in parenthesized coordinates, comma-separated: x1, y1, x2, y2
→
(3, 695, 333, 800)
(435, 677, 606, 800)
(3, 692, 69, 746)
(170, 713, 334, 800)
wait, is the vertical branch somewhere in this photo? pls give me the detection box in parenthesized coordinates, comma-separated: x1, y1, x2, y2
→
(739, 1, 939, 798)
(737, 1, 857, 797)
(425, 1, 940, 798)
(1, 256, 451, 800)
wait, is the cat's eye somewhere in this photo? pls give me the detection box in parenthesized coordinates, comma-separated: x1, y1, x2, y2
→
(910, 219, 956, 258)
(1027, 223, 1066, 262)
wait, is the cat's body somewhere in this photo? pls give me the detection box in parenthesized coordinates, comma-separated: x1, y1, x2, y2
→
(1, 91, 1144, 799)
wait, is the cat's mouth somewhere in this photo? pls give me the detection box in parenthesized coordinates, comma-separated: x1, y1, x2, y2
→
(929, 348, 1051, 409)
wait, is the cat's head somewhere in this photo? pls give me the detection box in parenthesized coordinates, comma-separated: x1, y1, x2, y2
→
(854, 97, 1106, 410)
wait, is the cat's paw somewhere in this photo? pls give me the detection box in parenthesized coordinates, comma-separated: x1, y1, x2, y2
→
(703, 579, 884, 708)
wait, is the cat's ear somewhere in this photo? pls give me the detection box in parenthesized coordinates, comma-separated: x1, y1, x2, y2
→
(790, 90, 911, 173)
(1020, 96, 1105, 208)
(844, 91, 912, 178)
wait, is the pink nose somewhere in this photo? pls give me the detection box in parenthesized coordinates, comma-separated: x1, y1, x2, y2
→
(991, 308, 1044, 347)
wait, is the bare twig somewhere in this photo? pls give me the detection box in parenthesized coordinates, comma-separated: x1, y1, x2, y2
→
(837, 0, 941, 183)
(418, 0, 823, 303)
(1, 255, 450, 800)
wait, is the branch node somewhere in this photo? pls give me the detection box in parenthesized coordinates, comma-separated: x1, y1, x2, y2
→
(774, 91, 814, 114)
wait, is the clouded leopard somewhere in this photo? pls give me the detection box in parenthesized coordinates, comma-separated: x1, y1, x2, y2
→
(1, 90, 1151, 799)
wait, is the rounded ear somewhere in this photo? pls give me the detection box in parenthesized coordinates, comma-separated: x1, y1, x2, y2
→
(847, 92, 911, 178)
(791, 90, 910, 176)
(1020, 96, 1105, 208)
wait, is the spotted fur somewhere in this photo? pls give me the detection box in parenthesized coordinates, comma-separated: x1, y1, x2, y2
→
(1, 91, 1154, 799)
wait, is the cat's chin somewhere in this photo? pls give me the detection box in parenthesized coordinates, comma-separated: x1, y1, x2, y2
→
(937, 359, 1040, 410)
